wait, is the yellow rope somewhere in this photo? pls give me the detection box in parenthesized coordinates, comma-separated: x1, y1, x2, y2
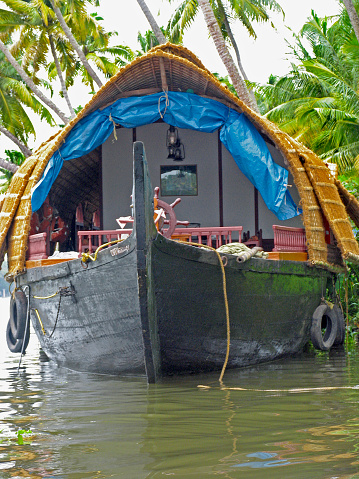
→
(81, 239, 124, 263)
(82, 236, 230, 383)
(178, 241, 230, 383)
(197, 384, 359, 393)
(33, 291, 59, 299)
(34, 308, 46, 335)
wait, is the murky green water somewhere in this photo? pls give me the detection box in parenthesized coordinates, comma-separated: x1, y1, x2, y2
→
(1, 297, 359, 479)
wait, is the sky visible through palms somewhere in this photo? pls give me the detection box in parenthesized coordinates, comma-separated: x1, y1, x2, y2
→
(0, 0, 340, 155)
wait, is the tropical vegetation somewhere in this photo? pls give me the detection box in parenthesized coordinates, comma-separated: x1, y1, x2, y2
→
(256, 2, 359, 178)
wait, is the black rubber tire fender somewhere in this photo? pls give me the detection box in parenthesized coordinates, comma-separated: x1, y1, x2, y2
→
(9, 290, 28, 340)
(311, 304, 338, 351)
(333, 304, 346, 346)
(6, 318, 30, 353)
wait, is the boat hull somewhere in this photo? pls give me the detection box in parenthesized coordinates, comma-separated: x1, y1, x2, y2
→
(151, 235, 330, 375)
(19, 235, 147, 376)
(16, 142, 332, 380)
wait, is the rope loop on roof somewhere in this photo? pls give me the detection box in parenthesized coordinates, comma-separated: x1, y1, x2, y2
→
(109, 113, 117, 141)
(158, 89, 169, 119)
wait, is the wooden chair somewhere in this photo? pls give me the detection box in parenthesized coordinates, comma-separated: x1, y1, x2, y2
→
(243, 229, 262, 248)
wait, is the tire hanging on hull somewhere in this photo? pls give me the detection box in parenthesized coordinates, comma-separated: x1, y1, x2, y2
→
(6, 290, 30, 353)
(310, 303, 340, 351)
(332, 304, 346, 346)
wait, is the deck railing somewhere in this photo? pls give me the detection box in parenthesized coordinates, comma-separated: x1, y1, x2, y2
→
(272, 225, 307, 252)
(172, 226, 243, 248)
(78, 229, 133, 253)
(77, 226, 243, 253)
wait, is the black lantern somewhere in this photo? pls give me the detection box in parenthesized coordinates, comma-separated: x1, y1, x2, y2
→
(166, 125, 185, 161)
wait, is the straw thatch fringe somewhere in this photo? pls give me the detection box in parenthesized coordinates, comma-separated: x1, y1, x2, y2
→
(335, 179, 359, 229)
(5, 138, 64, 279)
(295, 146, 359, 262)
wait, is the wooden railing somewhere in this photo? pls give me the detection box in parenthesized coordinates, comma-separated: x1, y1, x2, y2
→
(272, 225, 307, 252)
(173, 226, 243, 248)
(78, 229, 133, 253)
(77, 226, 243, 253)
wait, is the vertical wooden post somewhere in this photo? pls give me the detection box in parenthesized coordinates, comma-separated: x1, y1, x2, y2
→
(99, 144, 103, 230)
(218, 129, 224, 227)
(254, 187, 259, 234)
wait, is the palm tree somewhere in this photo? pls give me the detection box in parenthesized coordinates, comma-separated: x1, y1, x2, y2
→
(59, 22, 134, 90)
(49, 0, 103, 88)
(0, 1, 134, 123)
(0, 126, 32, 158)
(0, 49, 51, 156)
(257, 10, 359, 174)
(342, 0, 359, 44)
(0, 0, 76, 118)
(0, 154, 20, 174)
(168, 0, 283, 91)
(136, 0, 167, 44)
(0, 36, 69, 123)
(197, 0, 256, 108)
(136, 28, 171, 55)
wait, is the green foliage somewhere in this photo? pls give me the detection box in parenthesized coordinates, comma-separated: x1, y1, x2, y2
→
(213, 72, 238, 96)
(136, 28, 170, 55)
(16, 429, 32, 445)
(167, 0, 284, 44)
(256, 7, 359, 175)
(0, 428, 33, 445)
(339, 263, 359, 326)
(0, 149, 25, 194)
(0, 0, 134, 116)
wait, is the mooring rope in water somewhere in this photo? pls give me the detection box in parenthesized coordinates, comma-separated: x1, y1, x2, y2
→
(16, 285, 30, 375)
(197, 384, 359, 393)
(345, 270, 349, 348)
(175, 240, 231, 383)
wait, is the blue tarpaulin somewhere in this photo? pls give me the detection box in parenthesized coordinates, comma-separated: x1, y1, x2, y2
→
(31, 92, 300, 220)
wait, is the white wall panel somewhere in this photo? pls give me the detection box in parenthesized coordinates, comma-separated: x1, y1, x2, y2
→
(102, 123, 304, 238)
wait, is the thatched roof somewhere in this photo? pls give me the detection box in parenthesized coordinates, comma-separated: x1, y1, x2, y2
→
(1, 43, 359, 278)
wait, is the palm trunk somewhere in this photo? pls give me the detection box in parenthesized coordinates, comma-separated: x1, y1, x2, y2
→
(136, 0, 167, 44)
(49, 0, 103, 89)
(342, 0, 359, 44)
(0, 126, 33, 158)
(49, 34, 76, 119)
(217, 1, 258, 110)
(0, 39, 69, 124)
(197, 0, 256, 110)
(0, 157, 19, 173)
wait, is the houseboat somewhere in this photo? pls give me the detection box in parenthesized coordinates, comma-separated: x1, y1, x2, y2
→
(2, 44, 359, 382)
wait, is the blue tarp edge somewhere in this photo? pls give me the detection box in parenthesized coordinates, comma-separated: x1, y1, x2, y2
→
(31, 92, 300, 220)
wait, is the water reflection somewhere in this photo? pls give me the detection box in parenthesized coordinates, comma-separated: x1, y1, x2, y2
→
(1, 297, 359, 478)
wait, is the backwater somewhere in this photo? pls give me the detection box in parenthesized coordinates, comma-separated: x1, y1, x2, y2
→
(1, 297, 359, 479)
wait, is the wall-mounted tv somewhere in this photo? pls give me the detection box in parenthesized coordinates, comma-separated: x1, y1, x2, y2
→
(160, 165, 198, 196)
